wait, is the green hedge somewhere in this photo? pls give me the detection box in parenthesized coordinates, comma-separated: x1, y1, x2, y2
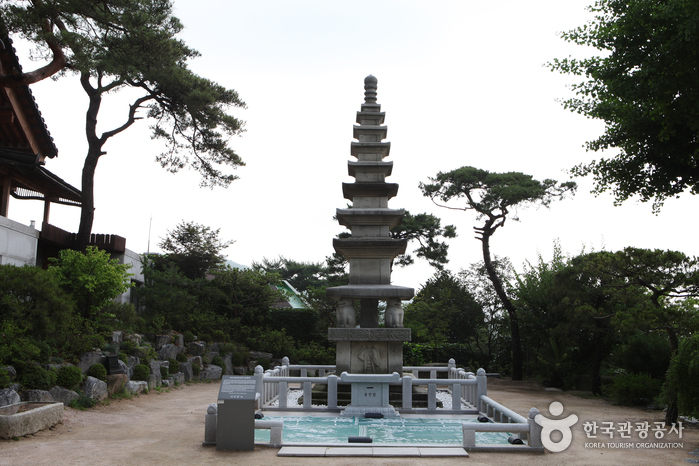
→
(267, 308, 320, 343)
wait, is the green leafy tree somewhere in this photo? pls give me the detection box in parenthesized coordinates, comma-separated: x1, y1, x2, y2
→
(49, 246, 132, 321)
(549, 0, 699, 211)
(252, 256, 327, 292)
(1, 1, 246, 247)
(405, 270, 483, 347)
(665, 334, 699, 420)
(158, 221, 233, 279)
(420, 166, 576, 380)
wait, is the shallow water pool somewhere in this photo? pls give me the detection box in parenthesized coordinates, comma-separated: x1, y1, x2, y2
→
(254, 416, 513, 446)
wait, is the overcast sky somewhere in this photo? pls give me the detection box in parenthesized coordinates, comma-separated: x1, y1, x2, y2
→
(10, 0, 699, 290)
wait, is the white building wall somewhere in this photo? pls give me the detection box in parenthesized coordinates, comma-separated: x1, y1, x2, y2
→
(112, 248, 145, 304)
(0, 216, 39, 266)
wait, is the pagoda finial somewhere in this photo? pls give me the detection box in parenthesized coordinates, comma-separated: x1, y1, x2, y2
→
(364, 75, 378, 104)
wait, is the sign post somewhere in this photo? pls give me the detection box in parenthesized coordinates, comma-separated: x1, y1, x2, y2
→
(216, 375, 257, 450)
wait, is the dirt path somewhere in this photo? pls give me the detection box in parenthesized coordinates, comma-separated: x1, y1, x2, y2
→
(1, 379, 697, 465)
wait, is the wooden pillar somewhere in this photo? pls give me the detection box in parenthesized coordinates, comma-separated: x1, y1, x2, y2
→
(0, 174, 11, 217)
(43, 198, 52, 224)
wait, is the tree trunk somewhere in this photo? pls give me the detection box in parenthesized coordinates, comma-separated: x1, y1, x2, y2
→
(75, 75, 104, 250)
(665, 326, 679, 426)
(480, 229, 523, 380)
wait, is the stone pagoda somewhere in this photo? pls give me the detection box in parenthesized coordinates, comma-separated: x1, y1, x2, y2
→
(327, 75, 414, 375)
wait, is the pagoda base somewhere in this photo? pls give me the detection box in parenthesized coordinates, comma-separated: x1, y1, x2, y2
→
(328, 328, 411, 375)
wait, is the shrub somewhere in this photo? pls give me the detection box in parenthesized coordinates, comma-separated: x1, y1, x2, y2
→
(69, 394, 95, 410)
(56, 365, 83, 389)
(212, 329, 227, 342)
(183, 331, 196, 344)
(192, 363, 201, 377)
(88, 364, 107, 382)
(118, 353, 128, 364)
(101, 343, 117, 355)
(119, 340, 137, 356)
(219, 342, 236, 354)
(0, 368, 11, 389)
(609, 373, 661, 406)
(211, 356, 225, 368)
(132, 364, 150, 381)
(293, 342, 335, 365)
(199, 334, 212, 343)
(176, 353, 187, 363)
(18, 363, 57, 390)
(167, 358, 180, 374)
(257, 357, 271, 371)
(230, 352, 244, 367)
(160, 366, 169, 379)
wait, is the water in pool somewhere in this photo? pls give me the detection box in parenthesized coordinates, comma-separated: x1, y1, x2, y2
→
(254, 416, 513, 445)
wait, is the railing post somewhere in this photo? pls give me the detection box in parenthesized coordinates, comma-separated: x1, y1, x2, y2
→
(327, 375, 337, 409)
(428, 382, 437, 411)
(303, 381, 312, 409)
(402, 376, 412, 410)
(279, 381, 288, 409)
(476, 368, 487, 407)
(301, 368, 307, 377)
(254, 365, 264, 405)
(452, 382, 461, 410)
(462, 425, 476, 450)
(528, 408, 542, 447)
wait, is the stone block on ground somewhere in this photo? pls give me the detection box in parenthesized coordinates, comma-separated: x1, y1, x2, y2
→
(48, 387, 79, 406)
(107, 374, 128, 397)
(179, 362, 193, 382)
(0, 401, 63, 439)
(202, 365, 223, 380)
(0, 388, 20, 407)
(22, 390, 53, 402)
(125, 381, 148, 395)
(82, 376, 108, 402)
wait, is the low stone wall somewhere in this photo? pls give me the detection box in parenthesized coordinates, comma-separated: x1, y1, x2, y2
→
(0, 402, 63, 439)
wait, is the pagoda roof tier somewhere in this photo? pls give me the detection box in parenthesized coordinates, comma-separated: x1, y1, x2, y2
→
(333, 237, 407, 259)
(348, 161, 393, 178)
(342, 182, 398, 201)
(356, 108, 385, 126)
(353, 125, 387, 142)
(326, 284, 414, 301)
(336, 208, 404, 229)
(350, 141, 390, 158)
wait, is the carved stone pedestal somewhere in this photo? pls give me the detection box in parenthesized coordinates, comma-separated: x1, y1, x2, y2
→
(328, 328, 411, 375)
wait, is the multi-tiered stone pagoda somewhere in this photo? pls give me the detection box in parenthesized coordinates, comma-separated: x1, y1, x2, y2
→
(327, 75, 414, 375)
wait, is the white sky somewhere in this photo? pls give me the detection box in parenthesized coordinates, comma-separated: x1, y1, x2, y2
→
(9, 0, 699, 290)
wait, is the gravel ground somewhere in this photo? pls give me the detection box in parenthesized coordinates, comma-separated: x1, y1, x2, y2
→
(1, 378, 697, 465)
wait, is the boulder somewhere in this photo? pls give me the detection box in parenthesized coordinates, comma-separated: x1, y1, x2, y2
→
(223, 353, 234, 375)
(188, 356, 203, 369)
(78, 352, 105, 374)
(188, 341, 206, 356)
(233, 366, 248, 375)
(202, 365, 223, 380)
(126, 334, 142, 345)
(154, 335, 171, 350)
(148, 360, 162, 387)
(22, 390, 53, 402)
(82, 376, 108, 402)
(124, 381, 148, 395)
(147, 374, 159, 390)
(158, 344, 179, 361)
(172, 334, 184, 346)
(171, 372, 185, 385)
(179, 362, 193, 382)
(208, 343, 220, 353)
(49, 387, 79, 406)
(0, 388, 20, 407)
(107, 374, 128, 396)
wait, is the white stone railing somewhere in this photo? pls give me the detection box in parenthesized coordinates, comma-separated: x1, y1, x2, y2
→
(254, 357, 488, 413)
(462, 407, 544, 452)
